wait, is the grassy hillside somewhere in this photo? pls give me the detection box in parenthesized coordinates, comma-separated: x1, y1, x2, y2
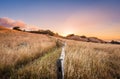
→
(10, 40, 120, 79)
(0, 26, 120, 79)
(0, 26, 57, 78)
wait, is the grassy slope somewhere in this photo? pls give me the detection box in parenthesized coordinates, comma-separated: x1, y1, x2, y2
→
(11, 39, 120, 79)
(0, 26, 120, 79)
(0, 26, 57, 78)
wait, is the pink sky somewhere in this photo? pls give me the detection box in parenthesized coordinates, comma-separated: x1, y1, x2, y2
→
(0, 0, 120, 41)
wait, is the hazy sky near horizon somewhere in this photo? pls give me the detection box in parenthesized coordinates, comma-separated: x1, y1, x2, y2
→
(0, 0, 120, 40)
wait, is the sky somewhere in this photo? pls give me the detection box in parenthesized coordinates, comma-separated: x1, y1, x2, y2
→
(0, 0, 120, 41)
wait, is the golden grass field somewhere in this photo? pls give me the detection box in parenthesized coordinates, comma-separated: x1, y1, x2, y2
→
(65, 40, 120, 79)
(0, 26, 120, 79)
(0, 26, 57, 78)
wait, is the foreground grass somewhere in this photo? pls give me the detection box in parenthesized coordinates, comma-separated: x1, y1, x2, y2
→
(65, 40, 120, 79)
(0, 28, 56, 78)
(0, 27, 120, 79)
(12, 47, 61, 79)
(9, 40, 120, 79)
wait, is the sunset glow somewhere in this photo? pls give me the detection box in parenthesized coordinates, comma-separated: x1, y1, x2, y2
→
(0, 0, 120, 41)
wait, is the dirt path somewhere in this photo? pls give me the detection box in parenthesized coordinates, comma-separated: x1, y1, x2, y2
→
(11, 47, 62, 79)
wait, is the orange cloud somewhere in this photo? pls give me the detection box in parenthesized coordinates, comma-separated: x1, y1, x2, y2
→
(12, 20, 26, 28)
(0, 17, 26, 28)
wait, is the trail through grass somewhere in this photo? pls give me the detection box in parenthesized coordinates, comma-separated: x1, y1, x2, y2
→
(11, 41, 120, 79)
(11, 47, 61, 79)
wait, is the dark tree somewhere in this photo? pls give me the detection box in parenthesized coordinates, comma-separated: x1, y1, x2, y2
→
(13, 26, 22, 31)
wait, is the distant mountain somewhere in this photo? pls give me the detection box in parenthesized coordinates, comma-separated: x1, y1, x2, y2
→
(66, 34, 107, 43)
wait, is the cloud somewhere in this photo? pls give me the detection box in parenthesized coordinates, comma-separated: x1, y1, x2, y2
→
(0, 17, 26, 28)
(12, 20, 26, 28)
(0, 17, 40, 30)
(25, 24, 41, 31)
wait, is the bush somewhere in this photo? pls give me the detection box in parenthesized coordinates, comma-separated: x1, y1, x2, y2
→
(13, 26, 22, 31)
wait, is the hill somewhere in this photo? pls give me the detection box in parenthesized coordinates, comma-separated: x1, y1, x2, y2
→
(0, 26, 120, 79)
(0, 26, 10, 30)
(66, 34, 107, 43)
(0, 26, 57, 78)
(12, 38, 120, 79)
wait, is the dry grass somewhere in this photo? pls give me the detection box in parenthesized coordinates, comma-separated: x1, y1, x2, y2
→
(12, 47, 61, 79)
(0, 27, 57, 78)
(65, 40, 120, 79)
(0, 26, 120, 79)
(9, 39, 120, 79)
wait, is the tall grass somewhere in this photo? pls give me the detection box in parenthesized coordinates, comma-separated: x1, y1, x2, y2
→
(12, 47, 61, 79)
(0, 28, 120, 79)
(65, 40, 120, 79)
(0, 29, 56, 78)
(9, 40, 120, 79)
